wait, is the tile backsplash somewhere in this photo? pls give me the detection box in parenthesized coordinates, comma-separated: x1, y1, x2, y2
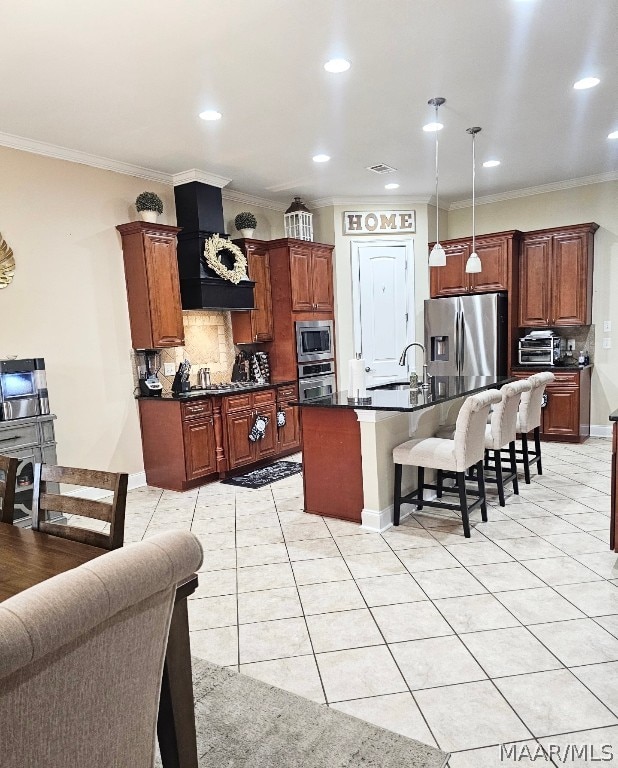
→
(132, 311, 238, 394)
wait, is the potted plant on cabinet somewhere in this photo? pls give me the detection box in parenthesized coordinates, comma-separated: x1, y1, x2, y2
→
(234, 211, 257, 238)
(136, 192, 164, 223)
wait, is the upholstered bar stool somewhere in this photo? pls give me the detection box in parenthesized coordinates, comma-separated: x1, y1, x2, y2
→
(515, 371, 555, 483)
(483, 379, 532, 506)
(393, 389, 502, 538)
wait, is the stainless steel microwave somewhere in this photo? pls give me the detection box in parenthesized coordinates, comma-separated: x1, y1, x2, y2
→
(295, 320, 334, 363)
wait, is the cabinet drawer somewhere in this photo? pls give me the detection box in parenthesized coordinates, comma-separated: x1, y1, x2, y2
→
(0, 423, 39, 449)
(550, 372, 579, 387)
(276, 384, 297, 401)
(181, 400, 213, 420)
(223, 393, 253, 413)
(254, 389, 276, 407)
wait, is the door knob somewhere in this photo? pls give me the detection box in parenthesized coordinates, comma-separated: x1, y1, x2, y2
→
(365, 367, 371, 372)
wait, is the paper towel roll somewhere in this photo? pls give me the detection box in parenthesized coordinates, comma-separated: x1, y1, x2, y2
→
(348, 357, 367, 400)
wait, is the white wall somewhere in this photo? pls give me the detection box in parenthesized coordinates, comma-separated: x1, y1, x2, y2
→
(447, 180, 618, 429)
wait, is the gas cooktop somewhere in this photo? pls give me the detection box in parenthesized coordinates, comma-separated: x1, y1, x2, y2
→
(189, 381, 266, 393)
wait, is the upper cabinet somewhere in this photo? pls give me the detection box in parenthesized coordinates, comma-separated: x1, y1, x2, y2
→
(519, 223, 598, 327)
(231, 239, 274, 344)
(289, 243, 335, 312)
(429, 232, 520, 298)
(117, 222, 184, 348)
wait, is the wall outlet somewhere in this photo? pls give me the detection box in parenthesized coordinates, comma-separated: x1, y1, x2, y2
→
(164, 363, 176, 376)
(603, 320, 612, 332)
(603, 337, 611, 349)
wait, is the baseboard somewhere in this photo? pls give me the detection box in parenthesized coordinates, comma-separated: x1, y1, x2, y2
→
(590, 425, 612, 438)
(361, 505, 394, 533)
(63, 470, 147, 499)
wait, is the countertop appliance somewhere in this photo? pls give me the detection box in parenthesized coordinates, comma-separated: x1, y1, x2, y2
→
(518, 331, 566, 366)
(297, 360, 336, 402)
(424, 292, 508, 377)
(0, 358, 50, 420)
(197, 367, 211, 389)
(136, 349, 163, 397)
(296, 320, 334, 364)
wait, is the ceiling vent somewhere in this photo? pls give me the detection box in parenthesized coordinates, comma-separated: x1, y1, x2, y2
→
(366, 163, 397, 174)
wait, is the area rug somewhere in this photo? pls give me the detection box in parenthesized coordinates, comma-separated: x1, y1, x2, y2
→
(166, 657, 449, 768)
(221, 460, 302, 489)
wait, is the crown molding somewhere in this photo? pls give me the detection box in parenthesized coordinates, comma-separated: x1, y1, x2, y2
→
(172, 168, 232, 188)
(222, 188, 288, 212)
(0, 131, 173, 184)
(309, 195, 431, 209)
(449, 171, 618, 210)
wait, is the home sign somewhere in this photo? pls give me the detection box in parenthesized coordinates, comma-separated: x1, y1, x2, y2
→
(343, 210, 416, 235)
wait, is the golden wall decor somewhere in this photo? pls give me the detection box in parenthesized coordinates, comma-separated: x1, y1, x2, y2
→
(0, 233, 15, 288)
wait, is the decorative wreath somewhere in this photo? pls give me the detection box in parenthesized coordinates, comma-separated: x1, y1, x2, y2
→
(203, 234, 247, 284)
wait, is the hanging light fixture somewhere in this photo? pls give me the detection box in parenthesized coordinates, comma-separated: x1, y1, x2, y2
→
(465, 126, 482, 274)
(427, 97, 447, 267)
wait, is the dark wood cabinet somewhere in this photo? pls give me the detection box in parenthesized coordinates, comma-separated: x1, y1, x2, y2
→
(225, 410, 256, 469)
(511, 368, 591, 443)
(429, 232, 518, 298)
(183, 417, 217, 480)
(276, 384, 301, 454)
(231, 239, 274, 343)
(223, 389, 277, 470)
(519, 223, 598, 327)
(117, 222, 184, 348)
(289, 243, 334, 313)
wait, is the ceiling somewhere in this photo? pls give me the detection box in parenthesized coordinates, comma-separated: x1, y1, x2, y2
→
(1, 0, 616, 206)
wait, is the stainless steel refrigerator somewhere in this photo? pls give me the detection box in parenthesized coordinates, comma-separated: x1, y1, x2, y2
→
(424, 292, 508, 377)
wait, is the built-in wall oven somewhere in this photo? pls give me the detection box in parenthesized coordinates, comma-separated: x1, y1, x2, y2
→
(297, 361, 336, 402)
(296, 320, 334, 363)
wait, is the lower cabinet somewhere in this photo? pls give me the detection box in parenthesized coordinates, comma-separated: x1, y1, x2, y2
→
(276, 384, 301, 455)
(138, 384, 299, 491)
(510, 368, 591, 443)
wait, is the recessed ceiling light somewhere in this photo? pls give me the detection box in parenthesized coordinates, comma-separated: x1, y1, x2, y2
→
(313, 154, 330, 163)
(483, 160, 501, 168)
(199, 110, 222, 121)
(608, 130, 618, 139)
(573, 77, 600, 90)
(324, 58, 350, 73)
(423, 122, 443, 132)
(384, 183, 400, 190)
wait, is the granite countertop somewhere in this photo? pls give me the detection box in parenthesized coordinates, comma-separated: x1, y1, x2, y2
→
(610, 410, 618, 422)
(291, 375, 514, 413)
(511, 364, 593, 371)
(136, 380, 296, 401)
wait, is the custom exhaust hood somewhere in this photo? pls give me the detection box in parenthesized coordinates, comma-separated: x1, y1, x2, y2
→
(174, 181, 255, 310)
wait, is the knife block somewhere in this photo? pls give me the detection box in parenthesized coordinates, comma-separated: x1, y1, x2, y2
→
(171, 372, 190, 394)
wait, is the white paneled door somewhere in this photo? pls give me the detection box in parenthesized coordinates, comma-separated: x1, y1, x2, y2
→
(352, 239, 414, 386)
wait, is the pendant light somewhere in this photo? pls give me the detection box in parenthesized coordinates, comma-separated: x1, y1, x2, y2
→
(427, 97, 447, 267)
(465, 126, 482, 274)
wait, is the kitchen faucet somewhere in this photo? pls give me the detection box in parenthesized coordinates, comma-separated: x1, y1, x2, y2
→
(399, 343, 430, 389)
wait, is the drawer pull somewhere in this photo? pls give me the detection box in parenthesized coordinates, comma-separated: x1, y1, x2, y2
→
(0, 435, 20, 443)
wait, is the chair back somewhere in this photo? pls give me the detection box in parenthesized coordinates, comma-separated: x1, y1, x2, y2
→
(0, 454, 18, 524)
(488, 379, 532, 449)
(32, 464, 128, 550)
(518, 372, 555, 433)
(453, 389, 503, 471)
(0, 530, 203, 768)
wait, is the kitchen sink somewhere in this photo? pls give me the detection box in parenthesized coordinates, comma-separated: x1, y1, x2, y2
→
(368, 381, 411, 391)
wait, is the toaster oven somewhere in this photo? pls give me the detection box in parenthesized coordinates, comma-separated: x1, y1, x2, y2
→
(518, 335, 565, 366)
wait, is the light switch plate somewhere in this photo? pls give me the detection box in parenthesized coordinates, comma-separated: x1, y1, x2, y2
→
(603, 320, 612, 332)
(603, 337, 611, 349)
(164, 363, 175, 376)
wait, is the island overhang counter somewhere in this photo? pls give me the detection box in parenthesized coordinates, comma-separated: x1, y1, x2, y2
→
(291, 375, 514, 532)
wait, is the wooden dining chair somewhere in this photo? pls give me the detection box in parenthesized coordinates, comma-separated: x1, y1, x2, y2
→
(0, 454, 18, 524)
(32, 464, 128, 550)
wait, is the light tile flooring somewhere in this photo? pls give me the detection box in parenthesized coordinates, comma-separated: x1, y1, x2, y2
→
(123, 440, 618, 766)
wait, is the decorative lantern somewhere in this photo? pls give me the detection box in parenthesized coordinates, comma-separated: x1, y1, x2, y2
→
(284, 197, 313, 241)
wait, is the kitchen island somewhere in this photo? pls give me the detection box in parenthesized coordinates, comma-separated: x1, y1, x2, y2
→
(293, 376, 513, 531)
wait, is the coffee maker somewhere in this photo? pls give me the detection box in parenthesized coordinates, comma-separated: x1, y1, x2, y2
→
(136, 350, 163, 397)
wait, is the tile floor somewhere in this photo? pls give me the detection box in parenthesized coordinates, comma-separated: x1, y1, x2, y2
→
(122, 439, 618, 766)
